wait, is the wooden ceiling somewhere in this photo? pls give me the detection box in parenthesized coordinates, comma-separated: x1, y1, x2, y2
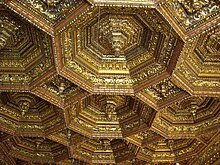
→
(0, 0, 219, 164)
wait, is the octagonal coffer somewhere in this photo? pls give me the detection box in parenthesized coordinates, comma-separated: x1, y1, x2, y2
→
(64, 94, 157, 138)
(88, 14, 144, 59)
(151, 96, 220, 138)
(0, 92, 65, 136)
(55, 6, 184, 95)
(1, 136, 68, 163)
(138, 138, 204, 164)
(69, 138, 141, 164)
(172, 26, 220, 96)
(0, 6, 55, 91)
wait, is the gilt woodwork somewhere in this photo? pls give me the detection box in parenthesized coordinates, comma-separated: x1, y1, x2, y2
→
(0, 0, 219, 164)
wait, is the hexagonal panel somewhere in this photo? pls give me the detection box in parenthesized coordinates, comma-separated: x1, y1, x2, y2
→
(0, 92, 64, 136)
(55, 6, 184, 94)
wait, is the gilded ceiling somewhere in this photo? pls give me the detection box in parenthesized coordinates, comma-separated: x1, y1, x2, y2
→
(0, 0, 219, 164)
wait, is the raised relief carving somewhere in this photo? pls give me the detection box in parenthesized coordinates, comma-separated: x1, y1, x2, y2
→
(25, 0, 83, 22)
(0, 1, 219, 164)
(170, 0, 219, 27)
(0, 16, 20, 49)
